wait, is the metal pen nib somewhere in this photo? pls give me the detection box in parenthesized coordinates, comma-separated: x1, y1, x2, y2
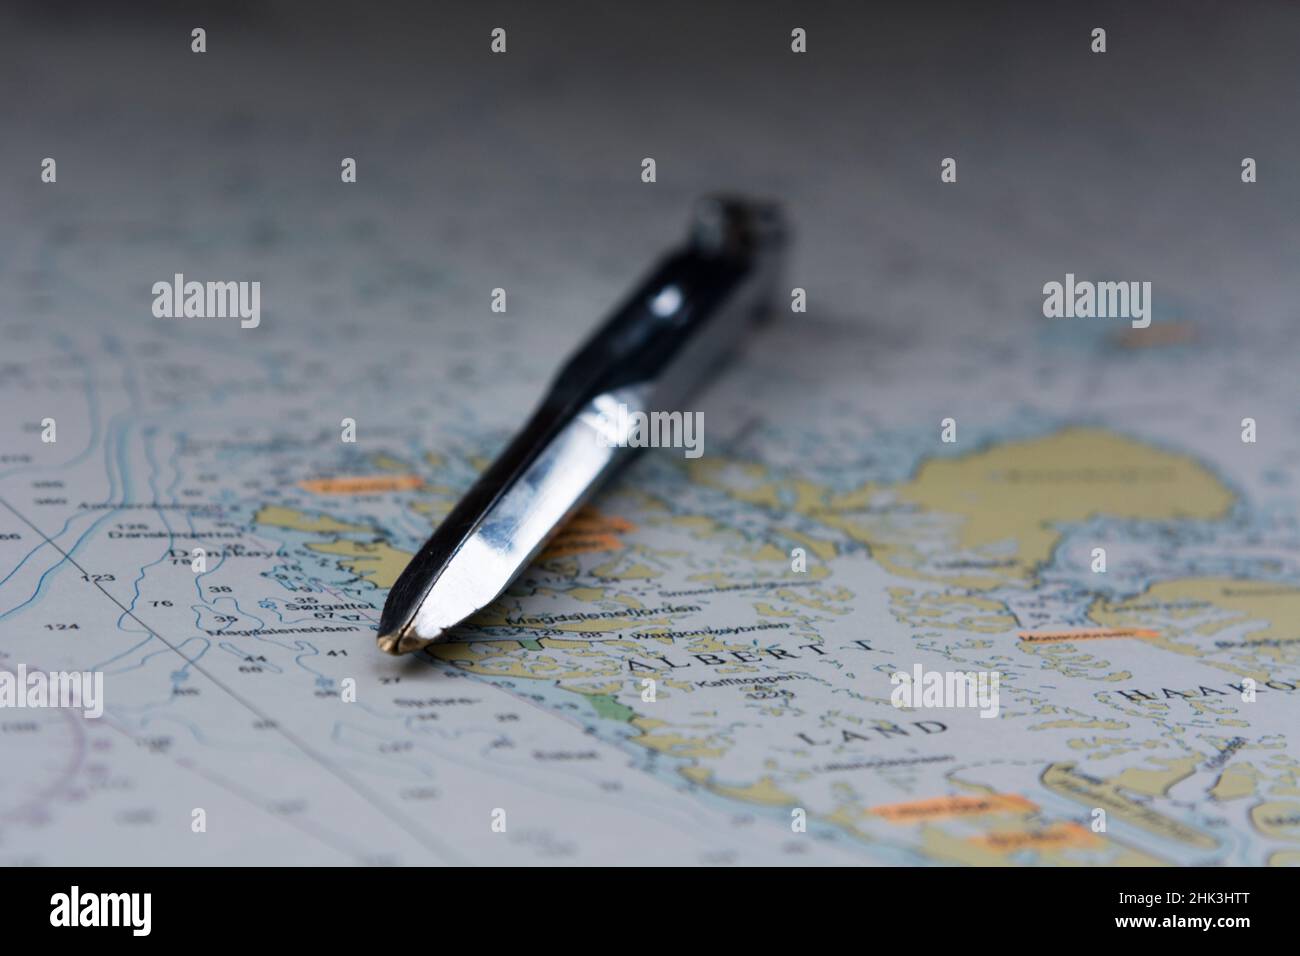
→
(376, 196, 788, 655)
(376, 628, 437, 655)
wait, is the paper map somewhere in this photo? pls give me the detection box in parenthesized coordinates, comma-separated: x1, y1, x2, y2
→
(2, 7, 1299, 866)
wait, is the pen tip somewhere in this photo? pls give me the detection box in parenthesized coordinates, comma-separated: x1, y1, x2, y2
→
(376, 625, 440, 656)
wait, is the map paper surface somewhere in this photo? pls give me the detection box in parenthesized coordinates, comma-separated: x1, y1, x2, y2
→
(2, 6, 1299, 866)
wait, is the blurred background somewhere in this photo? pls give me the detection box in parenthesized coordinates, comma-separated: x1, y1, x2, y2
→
(2, 0, 1297, 359)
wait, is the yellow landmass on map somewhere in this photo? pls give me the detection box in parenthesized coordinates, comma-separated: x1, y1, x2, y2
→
(1092, 578, 1300, 644)
(691, 426, 1234, 591)
(1110, 756, 1199, 797)
(409, 499, 454, 522)
(1042, 762, 1217, 849)
(1211, 764, 1258, 802)
(1250, 801, 1300, 841)
(428, 639, 625, 688)
(631, 716, 729, 759)
(371, 453, 411, 472)
(304, 538, 414, 589)
(253, 505, 374, 535)
(882, 427, 1233, 586)
(708, 774, 799, 806)
(781, 528, 839, 560)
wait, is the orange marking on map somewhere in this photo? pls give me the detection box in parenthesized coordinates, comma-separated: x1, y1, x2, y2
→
(540, 508, 636, 559)
(298, 475, 424, 495)
(563, 510, 635, 534)
(1018, 627, 1158, 643)
(968, 822, 1101, 853)
(870, 794, 1037, 823)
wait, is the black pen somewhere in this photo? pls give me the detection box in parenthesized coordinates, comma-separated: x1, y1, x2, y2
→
(377, 196, 788, 654)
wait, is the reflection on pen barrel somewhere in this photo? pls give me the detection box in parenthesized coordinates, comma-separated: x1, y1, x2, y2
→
(376, 195, 788, 655)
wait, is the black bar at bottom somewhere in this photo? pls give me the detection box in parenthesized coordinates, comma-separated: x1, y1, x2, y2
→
(0, 865, 1283, 942)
